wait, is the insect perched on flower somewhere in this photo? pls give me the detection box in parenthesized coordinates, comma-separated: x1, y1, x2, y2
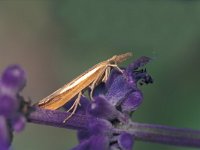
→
(36, 52, 132, 121)
(1, 55, 199, 150)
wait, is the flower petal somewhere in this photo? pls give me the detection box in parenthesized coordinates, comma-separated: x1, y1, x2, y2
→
(121, 90, 143, 113)
(0, 94, 18, 117)
(105, 75, 132, 106)
(118, 132, 134, 150)
(12, 115, 26, 133)
(88, 97, 126, 122)
(126, 56, 151, 71)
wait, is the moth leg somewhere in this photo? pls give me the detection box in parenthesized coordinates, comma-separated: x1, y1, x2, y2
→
(89, 77, 99, 100)
(90, 67, 112, 99)
(102, 67, 111, 83)
(89, 65, 122, 100)
(108, 64, 123, 73)
(66, 92, 82, 113)
(89, 67, 106, 100)
(63, 92, 82, 122)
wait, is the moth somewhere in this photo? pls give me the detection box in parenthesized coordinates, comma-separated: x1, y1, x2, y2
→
(37, 52, 132, 122)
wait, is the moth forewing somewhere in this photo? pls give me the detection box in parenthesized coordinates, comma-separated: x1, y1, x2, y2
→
(37, 52, 132, 120)
(37, 61, 108, 110)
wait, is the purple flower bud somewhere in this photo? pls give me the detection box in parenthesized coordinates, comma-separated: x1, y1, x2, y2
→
(0, 116, 11, 150)
(88, 97, 126, 122)
(0, 65, 28, 149)
(1, 65, 26, 92)
(12, 115, 26, 133)
(121, 90, 143, 113)
(0, 94, 18, 117)
(118, 132, 134, 150)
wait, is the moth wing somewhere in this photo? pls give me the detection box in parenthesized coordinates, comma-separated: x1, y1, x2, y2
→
(37, 84, 69, 106)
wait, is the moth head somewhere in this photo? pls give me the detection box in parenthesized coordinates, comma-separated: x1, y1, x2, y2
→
(109, 52, 132, 64)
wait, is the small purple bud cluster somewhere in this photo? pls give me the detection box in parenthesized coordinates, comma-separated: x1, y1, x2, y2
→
(0, 65, 27, 150)
(70, 56, 153, 150)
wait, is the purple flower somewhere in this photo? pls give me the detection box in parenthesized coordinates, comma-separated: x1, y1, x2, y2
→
(24, 55, 200, 150)
(3, 56, 199, 150)
(70, 56, 153, 150)
(0, 65, 27, 150)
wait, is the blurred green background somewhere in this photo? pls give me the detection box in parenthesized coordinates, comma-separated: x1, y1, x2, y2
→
(0, 1, 199, 150)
